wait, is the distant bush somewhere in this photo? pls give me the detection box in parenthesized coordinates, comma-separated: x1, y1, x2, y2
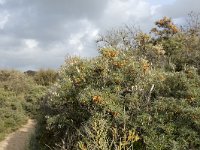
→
(35, 15, 200, 150)
(34, 69, 58, 86)
(24, 70, 37, 76)
(0, 70, 34, 94)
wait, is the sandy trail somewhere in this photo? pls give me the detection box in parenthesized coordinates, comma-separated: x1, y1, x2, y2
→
(0, 119, 36, 150)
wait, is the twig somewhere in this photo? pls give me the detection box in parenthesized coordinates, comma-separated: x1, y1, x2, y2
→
(147, 84, 155, 104)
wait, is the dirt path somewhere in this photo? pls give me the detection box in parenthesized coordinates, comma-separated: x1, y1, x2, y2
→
(0, 119, 36, 150)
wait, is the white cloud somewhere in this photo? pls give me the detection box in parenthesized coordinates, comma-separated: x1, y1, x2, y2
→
(0, 11, 9, 29)
(94, 0, 154, 32)
(150, 4, 161, 16)
(0, 0, 6, 5)
(67, 19, 99, 55)
(24, 39, 38, 48)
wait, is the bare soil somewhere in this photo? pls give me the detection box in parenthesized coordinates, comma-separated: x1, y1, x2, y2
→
(0, 119, 36, 150)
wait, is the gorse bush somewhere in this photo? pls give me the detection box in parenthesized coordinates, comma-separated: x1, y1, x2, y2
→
(36, 15, 200, 150)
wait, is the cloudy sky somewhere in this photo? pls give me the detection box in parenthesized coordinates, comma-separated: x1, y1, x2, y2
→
(0, 0, 199, 70)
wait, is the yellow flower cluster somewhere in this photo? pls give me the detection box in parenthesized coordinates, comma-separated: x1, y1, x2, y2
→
(113, 60, 126, 68)
(168, 22, 179, 34)
(152, 44, 165, 55)
(154, 16, 179, 35)
(92, 95, 102, 104)
(155, 16, 171, 26)
(101, 48, 119, 58)
(127, 130, 140, 142)
(141, 59, 150, 74)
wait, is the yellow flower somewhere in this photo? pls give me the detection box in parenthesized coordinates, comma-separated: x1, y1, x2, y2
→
(127, 130, 140, 142)
(92, 95, 102, 104)
(141, 59, 150, 74)
(109, 50, 118, 57)
(101, 48, 118, 58)
(113, 60, 127, 69)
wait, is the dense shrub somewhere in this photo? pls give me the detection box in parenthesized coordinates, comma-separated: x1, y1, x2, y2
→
(34, 15, 200, 150)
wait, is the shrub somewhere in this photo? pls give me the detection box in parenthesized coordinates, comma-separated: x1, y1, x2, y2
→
(35, 16, 200, 149)
(34, 69, 58, 86)
(0, 70, 34, 94)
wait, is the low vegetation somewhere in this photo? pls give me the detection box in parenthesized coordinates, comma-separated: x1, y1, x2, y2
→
(0, 69, 57, 141)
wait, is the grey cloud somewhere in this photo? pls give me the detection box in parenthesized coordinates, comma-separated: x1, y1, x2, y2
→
(2, 0, 108, 42)
(159, 0, 200, 18)
(0, 0, 107, 70)
(1, 0, 198, 70)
